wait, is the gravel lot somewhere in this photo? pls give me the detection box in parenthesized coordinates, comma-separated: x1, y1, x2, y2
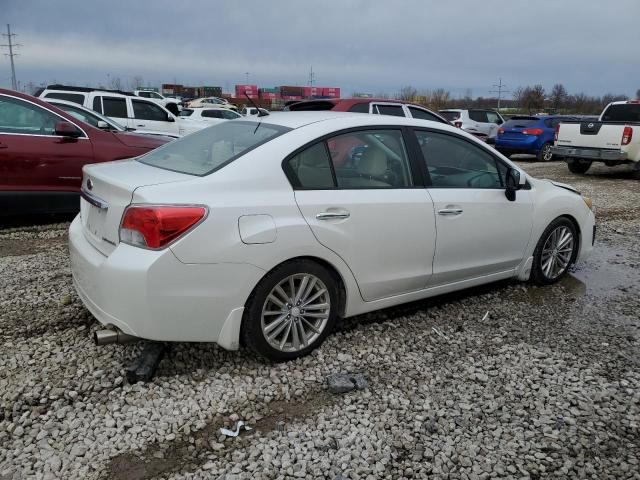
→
(1, 160, 639, 480)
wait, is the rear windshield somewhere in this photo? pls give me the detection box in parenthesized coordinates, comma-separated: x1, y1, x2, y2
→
(601, 104, 640, 122)
(502, 117, 540, 128)
(439, 111, 461, 121)
(139, 121, 290, 176)
(288, 101, 336, 111)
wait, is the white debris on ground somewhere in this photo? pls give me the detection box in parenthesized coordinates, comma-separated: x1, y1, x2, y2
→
(1, 161, 639, 479)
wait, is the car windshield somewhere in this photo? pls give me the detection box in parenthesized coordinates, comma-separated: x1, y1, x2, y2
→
(179, 109, 194, 117)
(139, 121, 290, 176)
(601, 104, 640, 122)
(439, 111, 461, 121)
(502, 117, 539, 129)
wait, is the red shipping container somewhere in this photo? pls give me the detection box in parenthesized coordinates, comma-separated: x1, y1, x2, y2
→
(322, 87, 340, 98)
(282, 95, 303, 101)
(235, 84, 258, 96)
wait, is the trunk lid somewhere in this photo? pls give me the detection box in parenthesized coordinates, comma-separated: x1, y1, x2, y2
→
(80, 159, 193, 256)
(556, 122, 624, 149)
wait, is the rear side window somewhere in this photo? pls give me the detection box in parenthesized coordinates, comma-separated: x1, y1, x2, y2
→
(348, 102, 370, 113)
(374, 105, 405, 117)
(202, 110, 224, 118)
(468, 110, 489, 122)
(102, 97, 128, 118)
(139, 121, 290, 176)
(132, 100, 168, 121)
(223, 110, 241, 119)
(44, 92, 85, 105)
(285, 129, 413, 189)
(408, 106, 442, 122)
(601, 104, 640, 122)
(138, 92, 151, 98)
(93, 97, 102, 113)
(179, 109, 193, 117)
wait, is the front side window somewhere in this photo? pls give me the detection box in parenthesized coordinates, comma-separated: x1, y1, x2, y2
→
(374, 104, 405, 117)
(486, 112, 502, 124)
(348, 102, 370, 113)
(44, 92, 85, 105)
(139, 121, 290, 176)
(285, 129, 413, 189)
(439, 110, 461, 121)
(132, 100, 168, 121)
(223, 110, 241, 119)
(415, 130, 504, 189)
(0, 95, 62, 135)
(102, 97, 128, 118)
(138, 92, 151, 98)
(409, 106, 442, 122)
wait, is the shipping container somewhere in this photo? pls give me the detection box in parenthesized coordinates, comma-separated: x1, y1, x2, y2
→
(201, 86, 223, 97)
(235, 84, 258, 95)
(322, 87, 341, 98)
(282, 95, 303, 101)
(279, 86, 305, 96)
(259, 87, 280, 94)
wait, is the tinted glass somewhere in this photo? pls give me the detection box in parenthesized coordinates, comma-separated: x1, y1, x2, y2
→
(202, 110, 224, 118)
(132, 100, 167, 121)
(486, 112, 501, 124)
(93, 96, 102, 113)
(503, 118, 539, 129)
(439, 111, 461, 121)
(415, 130, 503, 189)
(0, 95, 62, 135)
(329, 130, 412, 188)
(375, 105, 405, 117)
(348, 102, 370, 113)
(44, 92, 85, 105)
(138, 92, 151, 98)
(601, 104, 640, 122)
(55, 103, 125, 130)
(102, 97, 128, 118)
(179, 109, 193, 117)
(286, 142, 335, 189)
(139, 121, 289, 176)
(468, 110, 489, 122)
(223, 110, 241, 119)
(408, 107, 441, 122)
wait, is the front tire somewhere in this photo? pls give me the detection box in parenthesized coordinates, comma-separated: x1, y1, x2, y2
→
(567, 159, 592, 174)
(241, 260, 338, 361)
(537, 143, 554, 162)
(530, 218, 578, 285)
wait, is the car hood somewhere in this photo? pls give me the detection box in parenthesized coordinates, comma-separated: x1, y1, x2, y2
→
(547, 179, 580, 195)
(113, 131, 170, 149)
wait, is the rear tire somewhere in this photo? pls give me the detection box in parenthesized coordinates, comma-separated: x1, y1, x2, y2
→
(241, 260, 338, 361)
(530, 217, 578, 285)
(537, 143, 554, 162)
(567, 159, 592, 174)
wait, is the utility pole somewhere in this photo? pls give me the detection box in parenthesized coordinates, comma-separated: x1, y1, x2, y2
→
(490, 77, 509, 111)
(244, 72, 250, 84)
(1, 24, 20, 90)
(308, 65, 315, 87)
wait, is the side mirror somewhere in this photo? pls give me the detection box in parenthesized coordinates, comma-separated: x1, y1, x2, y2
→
(505, 167, 522, 201)
(54, 121, 82, 139)
(167, 115, 175, 122)
(96, 120, 110, 130)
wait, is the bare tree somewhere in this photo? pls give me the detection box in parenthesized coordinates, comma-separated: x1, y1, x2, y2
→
(523, 85, 545, 113)
(108, 76, 123, 90)
(550, 84, 568, 112)
(463, 88, 473, 105)
(636, 88, 640, 100)
(399, 85, 418, 101)
(512, 86, 525, 109)
(428, 88, 452, 110)
(129, 75, 145, 90)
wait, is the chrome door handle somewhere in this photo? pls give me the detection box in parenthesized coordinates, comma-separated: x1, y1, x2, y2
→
(438, 208, 463, 216)
(316, 211, 350, 220)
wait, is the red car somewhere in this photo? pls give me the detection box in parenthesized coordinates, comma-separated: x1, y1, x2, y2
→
(0, 88, 169, 216)
(284, 98, 451, 124)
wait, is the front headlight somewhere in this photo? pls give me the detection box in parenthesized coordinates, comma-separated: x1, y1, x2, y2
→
(582, 196, 594, 211)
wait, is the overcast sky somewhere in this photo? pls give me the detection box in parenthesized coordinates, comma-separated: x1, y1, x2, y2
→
(2, 0, 639, 98)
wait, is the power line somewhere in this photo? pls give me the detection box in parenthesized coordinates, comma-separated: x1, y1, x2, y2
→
(1, 24, 20, 90)
(490, 77, 509, 111)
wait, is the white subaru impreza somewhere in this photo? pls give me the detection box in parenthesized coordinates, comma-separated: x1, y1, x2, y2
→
(69, 112, 595, 361)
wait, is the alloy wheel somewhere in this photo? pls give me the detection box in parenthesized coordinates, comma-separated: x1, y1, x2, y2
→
(261, 273, 331, 352)
(542, 144, 553, 161)
(540, 226, 574, 280)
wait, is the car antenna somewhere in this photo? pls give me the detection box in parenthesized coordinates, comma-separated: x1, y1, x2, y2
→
(244, 92, 268, 117)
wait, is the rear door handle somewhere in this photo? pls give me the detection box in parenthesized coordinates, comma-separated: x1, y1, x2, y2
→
(438, 208, 463, 216)
(136, 124, 146, 127)
(316, 211, 350, 220)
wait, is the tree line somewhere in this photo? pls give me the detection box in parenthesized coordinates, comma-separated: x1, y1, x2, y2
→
(390, 84, 640, 114)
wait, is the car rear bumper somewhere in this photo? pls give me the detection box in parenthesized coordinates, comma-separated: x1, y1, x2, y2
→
(69, 214, 264, 347)
(495, 136, 540, 153)
(551, 146, 628, 161)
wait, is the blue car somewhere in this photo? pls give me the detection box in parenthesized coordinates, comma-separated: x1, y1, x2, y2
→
(495, 115, 577, 162)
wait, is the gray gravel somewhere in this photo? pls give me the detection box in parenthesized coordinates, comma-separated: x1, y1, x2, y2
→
(1, 160, 639, 479)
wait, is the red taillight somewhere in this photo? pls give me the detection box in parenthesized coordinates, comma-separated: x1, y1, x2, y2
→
(554, 124, 560, 142)
(454, 121, 462, 128)
(120, 205, 206, 249)
(622, 126, 633, 146)
(522, 128, 544, 136)
(498, 128, 505, 135)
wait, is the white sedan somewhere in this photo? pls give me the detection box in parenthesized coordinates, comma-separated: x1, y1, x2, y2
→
(179, 107, 242, 121)
(70, 112, 595, 360)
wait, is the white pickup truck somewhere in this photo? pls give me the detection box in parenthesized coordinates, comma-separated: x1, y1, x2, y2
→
(552, 100, 640, 179)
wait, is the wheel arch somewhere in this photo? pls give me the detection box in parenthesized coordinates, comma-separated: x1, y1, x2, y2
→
(556, 213, 582, 262)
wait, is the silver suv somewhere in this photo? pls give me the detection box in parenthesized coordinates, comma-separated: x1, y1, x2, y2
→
(439, 109, 505, 142)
